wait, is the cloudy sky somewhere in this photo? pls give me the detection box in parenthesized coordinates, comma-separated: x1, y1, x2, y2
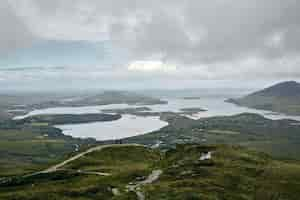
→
(1, 0, 300, 91)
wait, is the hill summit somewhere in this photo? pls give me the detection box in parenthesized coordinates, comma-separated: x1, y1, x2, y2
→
(226, 81, 300, 115)
(250, 81, 300, 97)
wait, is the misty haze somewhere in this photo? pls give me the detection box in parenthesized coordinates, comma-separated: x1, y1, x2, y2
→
(1, 1, 300, 200)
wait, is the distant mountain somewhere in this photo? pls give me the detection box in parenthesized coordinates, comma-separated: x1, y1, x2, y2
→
(226, 81, 300, 115)
(248, 81, 300, 97)
(83, 91, 168, 105)
(28, 91, 168, 110)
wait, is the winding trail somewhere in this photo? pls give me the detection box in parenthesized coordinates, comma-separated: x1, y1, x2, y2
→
(1, 143, 162, 200)
(127, 170, 163, 200)
(43, 143, 162, 200)
(42, 144, 143, 173)
(1, 145, 138, 184)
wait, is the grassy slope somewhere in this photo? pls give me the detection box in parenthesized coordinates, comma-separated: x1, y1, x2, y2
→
(0, 123, 95, 177)
(145, 144, 300, 200)
(0, 146, 161, 200)
(227, 81, 300, 115)
(1, 145, 300, 200)
(126, 113, 300, 160)
(229, 95, 300, 115)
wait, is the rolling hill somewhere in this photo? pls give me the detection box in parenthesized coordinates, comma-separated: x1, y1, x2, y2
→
(226, 81, 300, 115)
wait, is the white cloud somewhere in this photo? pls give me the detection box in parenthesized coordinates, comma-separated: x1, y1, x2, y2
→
(128, 61, 177, 72)
(265, 32, 285, 48)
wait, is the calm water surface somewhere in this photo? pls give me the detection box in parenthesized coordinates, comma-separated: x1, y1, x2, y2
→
(15, 97, 300, 140)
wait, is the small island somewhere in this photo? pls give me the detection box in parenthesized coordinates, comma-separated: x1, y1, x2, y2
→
(183, 97, 201, 100)
(180, 107, 207, 114)
(19, 113, 122, 125)
(101, 107, 152, 114)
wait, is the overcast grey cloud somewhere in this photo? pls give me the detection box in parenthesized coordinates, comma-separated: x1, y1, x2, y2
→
(0, 1, 33, 55)
(1, 0, 300, 90)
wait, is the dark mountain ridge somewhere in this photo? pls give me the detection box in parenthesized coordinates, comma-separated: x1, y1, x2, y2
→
(226, 81, 300, 115)
(249, 81, 300, 97)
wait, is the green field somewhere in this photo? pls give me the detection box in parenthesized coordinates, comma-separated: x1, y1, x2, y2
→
(1, 144, 300, 200)
(0, 121, 96, 177)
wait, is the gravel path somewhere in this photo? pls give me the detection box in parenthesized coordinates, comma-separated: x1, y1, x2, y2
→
(127, 170, 163, 200)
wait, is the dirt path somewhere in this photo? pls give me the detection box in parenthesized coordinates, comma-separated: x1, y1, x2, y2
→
(0, 144, 143, 185)
(127, 170, 163, 200)
(42, 144, 143, 173)
(1, 143, 162, 200)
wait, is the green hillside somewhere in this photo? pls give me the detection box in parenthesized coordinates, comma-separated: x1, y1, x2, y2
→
(126, 113, 300, 160)
(1, 144, 300, 200)
(226, 81, 300, 115)
(0, 120, 96, 177)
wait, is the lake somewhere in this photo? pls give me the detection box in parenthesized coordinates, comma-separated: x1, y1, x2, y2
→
(15, 97, 300, 141)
